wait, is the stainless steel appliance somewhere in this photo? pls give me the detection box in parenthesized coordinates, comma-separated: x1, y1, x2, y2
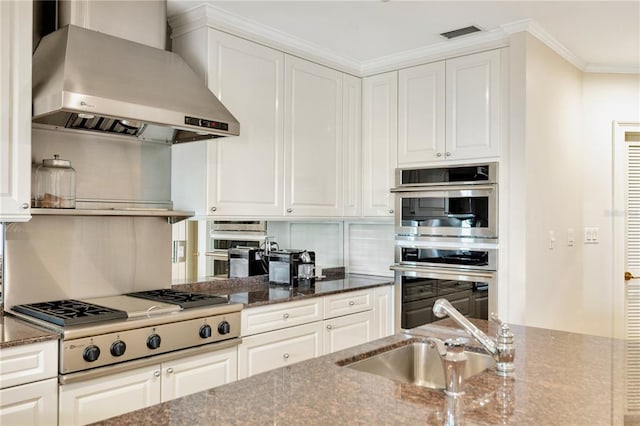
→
(10, 289, 242, 382)
(268, 250, 315, 287)
(32, 25, 239, 143)
(228, 247, 268, 278)
(205, 221, 268, 278)
(391, 163, 498, 240)
(392, 163, 498, 330)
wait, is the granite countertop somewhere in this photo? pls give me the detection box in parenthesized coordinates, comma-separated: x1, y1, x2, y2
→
(173, 274, 395, 308)
(0, 314, 60, 349)
(95, 320, 625, 425)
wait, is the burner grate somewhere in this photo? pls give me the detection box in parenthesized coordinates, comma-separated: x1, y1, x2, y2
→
(126, 289, 228, 309)
(12, 300, 127, 327)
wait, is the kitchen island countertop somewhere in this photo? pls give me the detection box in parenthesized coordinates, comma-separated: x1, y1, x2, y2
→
(94, 319, 625, 425)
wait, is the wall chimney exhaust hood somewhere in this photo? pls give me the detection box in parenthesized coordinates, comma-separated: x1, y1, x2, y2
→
(32, 25, 240, 144)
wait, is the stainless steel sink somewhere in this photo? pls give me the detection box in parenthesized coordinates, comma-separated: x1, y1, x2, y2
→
(343, 341, 494, 390)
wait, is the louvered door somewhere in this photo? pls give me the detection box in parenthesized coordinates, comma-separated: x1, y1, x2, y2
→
(626, 135, 640, 417)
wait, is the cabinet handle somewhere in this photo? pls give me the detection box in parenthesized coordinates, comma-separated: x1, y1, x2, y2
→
(283, 353, 290, 359)
(326, 325, 332, 330)
(210, 207, 217, 212)
(349, 301, 355, 306)
(21, 203, 29, 209)
(166, 367, 174, 374)
(283, 313, 290, 319)
(436, 153, 442, 157)
(388, 209, 394, 214)
(153, 370, 161, 377)
(286, 208, 293, 213)
(445, 152, 451, 157)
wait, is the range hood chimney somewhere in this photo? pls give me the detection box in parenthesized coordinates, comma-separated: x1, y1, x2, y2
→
(32, 25, 240, 144)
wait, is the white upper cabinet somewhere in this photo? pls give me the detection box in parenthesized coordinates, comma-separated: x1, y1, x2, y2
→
(398, 62, 446, 166)
(445, 49, 502, 160)
(0, 0, 31, 222)
(171, 27, 285, 217)
(398, 49, 503, 165)
(284, 56, 344, 217)
(362, 71, 398, 218)
(342, 74, 362, 217)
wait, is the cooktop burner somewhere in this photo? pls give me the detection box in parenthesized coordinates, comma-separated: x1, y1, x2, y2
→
(12, 300, 127, 327)
(126, 289, 228, 309)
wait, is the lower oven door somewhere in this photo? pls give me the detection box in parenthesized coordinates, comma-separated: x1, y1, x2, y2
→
(395, 239, 497, 271)
(391, 264, 495, 330)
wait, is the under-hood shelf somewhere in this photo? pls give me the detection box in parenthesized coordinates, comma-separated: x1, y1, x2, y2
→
(30, 208, 194, 224)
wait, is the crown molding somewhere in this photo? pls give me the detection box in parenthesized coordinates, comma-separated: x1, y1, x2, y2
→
(169, 7, 636, 77)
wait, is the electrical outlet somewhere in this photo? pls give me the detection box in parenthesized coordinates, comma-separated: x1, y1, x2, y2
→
(584, 227, 599, 244)
(548, 230, 556, 249)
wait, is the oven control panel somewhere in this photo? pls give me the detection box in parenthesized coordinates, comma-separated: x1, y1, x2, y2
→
(60, 311, 241, 374)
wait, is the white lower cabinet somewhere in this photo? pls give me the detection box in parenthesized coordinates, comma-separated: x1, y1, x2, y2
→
(59, 348, 238, 425)
(0, 378, 57, 426)
(374, 285, 395, 339)
(237, 322, 323, 380)
(323, 310, 373, 354)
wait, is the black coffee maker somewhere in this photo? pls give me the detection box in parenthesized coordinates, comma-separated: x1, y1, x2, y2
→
(268, 250, 315, 286)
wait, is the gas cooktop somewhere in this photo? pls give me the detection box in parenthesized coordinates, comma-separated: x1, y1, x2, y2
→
(12, 299, 127, 327)
(126, 289, 228, 309)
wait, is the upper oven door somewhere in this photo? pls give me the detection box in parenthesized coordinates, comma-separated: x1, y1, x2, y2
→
(392, 185, 497, 239)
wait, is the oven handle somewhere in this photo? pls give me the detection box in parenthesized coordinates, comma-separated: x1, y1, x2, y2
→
(59, 337, 242, 385)
(205, 250, 229, 261)
(390, 184, 496, 194)
(391, 264, 495, 280)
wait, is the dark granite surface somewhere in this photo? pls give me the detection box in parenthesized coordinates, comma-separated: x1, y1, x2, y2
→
(172, 274, 395, 308)
(95, 319, 625, 425)
(0, 313, 60, 348)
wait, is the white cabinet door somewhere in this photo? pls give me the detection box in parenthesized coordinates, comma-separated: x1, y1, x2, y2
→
(284, 55, 343, 217)
(0, 340, 58, 390)
(323, 310, 373, 354)
(205, 29, 285, 217)
(373, 285, 395, 339)
(0, 378, 57, 426)
(237, 322, 323, 379)
(59, 365, 161, 426)
(362, 71, 398, 217)
(446, 49, 502, 160)
(398, 62, 446, 166)
(161, 346, 238, 402)
(171, 29, 285, 217)
(0, 0, 31, 222)
(343, 73, 362, 217)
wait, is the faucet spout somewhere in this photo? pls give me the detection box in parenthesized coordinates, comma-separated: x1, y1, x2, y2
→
(432, 298, 515, 376)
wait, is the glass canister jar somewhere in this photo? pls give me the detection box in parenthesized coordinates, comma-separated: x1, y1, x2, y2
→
(34, 154, 76, 208)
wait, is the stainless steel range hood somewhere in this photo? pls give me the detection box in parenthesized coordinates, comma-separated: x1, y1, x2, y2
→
(32, 25, 239, 144)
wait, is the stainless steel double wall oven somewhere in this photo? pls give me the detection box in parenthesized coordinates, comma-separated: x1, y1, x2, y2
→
(391, 163, 498, 329)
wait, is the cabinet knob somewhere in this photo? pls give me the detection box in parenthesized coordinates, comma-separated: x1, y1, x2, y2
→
(283, 313, 290, 319)
(210, 206, 217, 212)
(154, 370, 161, 377)
(388, 209, 394, 214)
(21, 203, 29, 209)
(445, 152, 452, 157)
(286, 208, 293, 213)
(349, 301, 355, 306)
(326, 324, 332, 330)
(166, 367, 174, 374)
(283, 353, 290, 359)
(436, 153, 442, 157)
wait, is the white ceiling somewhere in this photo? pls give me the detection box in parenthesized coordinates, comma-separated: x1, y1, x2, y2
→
(167, 1, 640, 73)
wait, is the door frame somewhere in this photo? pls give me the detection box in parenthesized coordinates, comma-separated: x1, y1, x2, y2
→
(612, 121, 640, 339)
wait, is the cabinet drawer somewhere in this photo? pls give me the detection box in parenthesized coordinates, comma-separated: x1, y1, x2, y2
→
(0, 340, 58, 389)
(324, 289, 372, 319)
(241, 298, 323, 336)
(237, 322, 323, 379)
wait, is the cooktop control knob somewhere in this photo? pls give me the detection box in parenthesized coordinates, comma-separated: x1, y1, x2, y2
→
(217, 320, 231, 335)
(199, 324, 212, 339)
(147, 334, 161, 350)
(110, 340, 127, 357)
(83, 345, 101, 362)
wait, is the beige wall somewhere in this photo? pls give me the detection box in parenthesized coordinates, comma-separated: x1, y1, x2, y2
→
(507, 32, 640, 337)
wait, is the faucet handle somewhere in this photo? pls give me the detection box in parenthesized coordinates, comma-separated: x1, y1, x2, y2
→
(490, 313, 514, 341)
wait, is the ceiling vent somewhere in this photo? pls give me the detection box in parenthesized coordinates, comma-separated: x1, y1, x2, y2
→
(440, 25, 483, 40)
